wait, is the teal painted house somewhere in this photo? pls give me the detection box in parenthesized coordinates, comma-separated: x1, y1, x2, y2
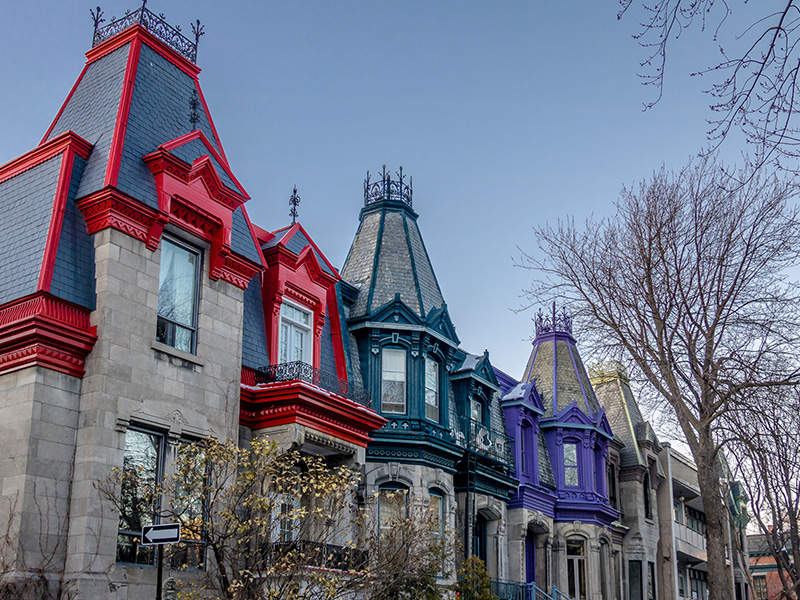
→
(340, 168, 517, 579)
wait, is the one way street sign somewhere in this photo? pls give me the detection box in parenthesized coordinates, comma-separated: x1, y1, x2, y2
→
(141, 523, 181, 545)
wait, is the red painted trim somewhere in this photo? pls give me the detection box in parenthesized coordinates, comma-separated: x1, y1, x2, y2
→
(77, 186, 160, 246)
(105, 37, 142, 188)
(0, 131, 92, 184)
(85, 24, 201, 79)
(327, 285, 349, 381)
(38, 151, 77, 292)
(241, 366, 258, 386)
(40, 65, 88, 145)
(157, 129, 249, 199)
(194, 80, 227, 162)
(295, 223, 340, 278)
(0, 292, 97, 378)
(240, 379, 386, 447)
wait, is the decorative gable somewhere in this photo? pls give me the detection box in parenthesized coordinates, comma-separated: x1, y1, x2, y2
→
(370, 295, 424, 327)
(425, 304, 459, 345)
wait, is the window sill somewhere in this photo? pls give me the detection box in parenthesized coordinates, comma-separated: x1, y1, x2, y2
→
(151, 341, 206, 369)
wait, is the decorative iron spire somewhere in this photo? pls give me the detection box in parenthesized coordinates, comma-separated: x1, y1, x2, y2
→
(363, 164, 413, 207)
(289, 186, 301, 224)
(534, 302, 573, 337)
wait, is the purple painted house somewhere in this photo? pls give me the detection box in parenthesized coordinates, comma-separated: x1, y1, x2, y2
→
(497, 305, 618, 599)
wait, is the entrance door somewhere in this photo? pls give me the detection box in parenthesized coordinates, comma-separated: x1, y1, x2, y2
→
(525, 530, 536, 583)
(567, 539, 587, 600)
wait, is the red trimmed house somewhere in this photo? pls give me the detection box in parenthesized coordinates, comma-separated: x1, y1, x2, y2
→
(0, 8, 383, 598)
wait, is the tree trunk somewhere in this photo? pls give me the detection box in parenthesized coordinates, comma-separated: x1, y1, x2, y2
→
(695, 432, 733, 600)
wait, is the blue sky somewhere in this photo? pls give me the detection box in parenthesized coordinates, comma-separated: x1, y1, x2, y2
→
(0, 1, 755, 378)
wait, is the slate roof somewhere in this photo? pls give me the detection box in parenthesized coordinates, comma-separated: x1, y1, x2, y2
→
(50, 155, 95, 309)
(0, 154, 64, 305)
(116, 43, 220, 209)
(46, 43, 130, 199)
(520, 333, 602, 418)
(320, 312, 336, 376)
(241, 274, 269, 369)
(538, 430, 556, 487)
(591, 366, 646, 468)
(231, 207, 262, 265)
(341, 204, 445, 319)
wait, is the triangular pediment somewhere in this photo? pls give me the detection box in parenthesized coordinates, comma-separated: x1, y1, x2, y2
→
(501, 382, 546, 415)
(553, 403, 595, 427)
(371, 295, 424, 326)
(425, 304, 459, 345)
(594, 409, 613, 438)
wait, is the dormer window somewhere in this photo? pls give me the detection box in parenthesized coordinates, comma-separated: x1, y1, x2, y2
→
(470, 398, 484, 424)
(424, 356, 439, 422)
(381, 348, 406, 414)
(279, 301, 312, 364)
(564, 442, 579, 487)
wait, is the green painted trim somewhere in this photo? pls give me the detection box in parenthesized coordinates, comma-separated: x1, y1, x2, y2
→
(366, 208, 386, 315)
(349, 320, 458, 347)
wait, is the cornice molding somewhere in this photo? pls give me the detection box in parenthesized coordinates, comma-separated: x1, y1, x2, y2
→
(0, 292, 97, 378)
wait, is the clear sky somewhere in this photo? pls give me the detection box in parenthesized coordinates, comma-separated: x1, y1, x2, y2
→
(0, 1, 755, 378)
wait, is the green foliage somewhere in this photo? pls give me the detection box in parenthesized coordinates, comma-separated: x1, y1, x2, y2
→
(450, 556, 497, 600)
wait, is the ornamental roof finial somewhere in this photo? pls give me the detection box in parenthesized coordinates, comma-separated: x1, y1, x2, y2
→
(289, 186, 301, 224)
(534, 301, 573, 337)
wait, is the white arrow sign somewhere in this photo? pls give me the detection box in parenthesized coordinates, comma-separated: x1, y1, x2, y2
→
(141, 523, 181, 545)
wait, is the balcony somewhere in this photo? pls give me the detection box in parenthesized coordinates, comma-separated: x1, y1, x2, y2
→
(266, 540, 367, 572)
(674, 521, 707, 563)
(451, 412, 513, 466)
(255, 361, 371, 408)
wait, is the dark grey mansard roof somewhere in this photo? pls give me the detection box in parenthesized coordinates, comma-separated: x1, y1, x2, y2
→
(340, 205, 445, 319)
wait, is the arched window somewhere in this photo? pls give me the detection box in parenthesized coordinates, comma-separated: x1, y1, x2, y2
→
(381, 348, 406, 414)
(379, 484, 407, 532)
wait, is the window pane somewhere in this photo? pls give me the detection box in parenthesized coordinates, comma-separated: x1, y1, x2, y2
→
(425, 357, 439, 422)
(381, 349, 406, 413)
(471, 398, 482, 423)
(157, 239, 199, 353)
(429, 493, 445, 537)
(379, 488, 406, 530)
(117, 430, 161, 565)
(279, 303, 312, 364)
(564, 443, 578, 466)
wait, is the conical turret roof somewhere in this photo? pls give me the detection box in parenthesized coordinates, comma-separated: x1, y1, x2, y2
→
(341, 168, 444, 319)
(520, 304, 602, 418)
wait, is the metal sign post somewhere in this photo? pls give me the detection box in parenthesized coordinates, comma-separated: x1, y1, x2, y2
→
(141, 523, 181, 600)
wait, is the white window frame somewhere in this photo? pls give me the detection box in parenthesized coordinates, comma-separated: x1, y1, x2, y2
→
(279, 300, 313, 364)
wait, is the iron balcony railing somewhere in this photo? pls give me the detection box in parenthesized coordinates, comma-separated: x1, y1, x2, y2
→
(451, 412, 513, 466)
(267, 540, 367, 572)
(254, 361, 372, 408)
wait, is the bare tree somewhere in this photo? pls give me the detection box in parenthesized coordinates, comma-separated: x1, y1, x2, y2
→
(618, 1, 800, 168)
(722, 387, 800, 600)
(518, 154, 800, 600)
(100, 437, 452, 600)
